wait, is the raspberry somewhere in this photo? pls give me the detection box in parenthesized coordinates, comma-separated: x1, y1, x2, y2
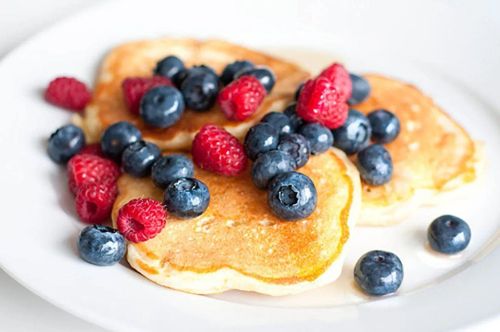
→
(44, 77, 91, 111)
(319, 63, 352, 102)
(116, 198, 167, 243)
(192, 124, 247, 176)
(77, 143, 104, 157)
(75, 181, 118, 224)
(67, 154, 121, 195)
(217, 76, 266, 121)
(296, 77, 348, 129)
(122, 76, 172, 115)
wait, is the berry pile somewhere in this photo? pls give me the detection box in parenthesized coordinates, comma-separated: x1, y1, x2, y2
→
(44, 55, 279, 259)
(99, 120, 211, 229)
(119, 56, 277, 129)
(241, 62, 353, 220)
(43, 61, 396, 225)
(44, 50, 474, 301)
(47, 122, 122, 225)
(331, 106, 400, 186)
(44, 52, 473, 284)
(293, 67, 400, 186)
(42, 60, 383, 260)
(243, 103, 323, 220)
(47, 118, 210, 246)
(240, 62, 403, 219)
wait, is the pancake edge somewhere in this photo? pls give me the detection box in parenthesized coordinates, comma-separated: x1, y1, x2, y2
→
(358, 141, 483, 226)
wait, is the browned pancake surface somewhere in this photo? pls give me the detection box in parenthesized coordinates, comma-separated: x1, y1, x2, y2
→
(84, 39, 309, 149)
(112, 150, 357, 283)
(356, 75, 476, 212)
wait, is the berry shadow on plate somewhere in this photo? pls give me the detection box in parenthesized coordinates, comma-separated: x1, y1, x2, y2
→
(47, 165, 75, 218)
(63, 232, 80, 257)
(41, 135, 80, 221)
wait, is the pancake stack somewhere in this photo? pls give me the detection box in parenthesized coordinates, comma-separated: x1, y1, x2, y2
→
(79, 38, 478, 295)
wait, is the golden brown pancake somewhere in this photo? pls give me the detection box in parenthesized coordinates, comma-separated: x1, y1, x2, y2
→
(355, 75, 478, 225)
(80, 37, 478, 230)
(78, 38, 309, 150)
(112, 149, 361, 295)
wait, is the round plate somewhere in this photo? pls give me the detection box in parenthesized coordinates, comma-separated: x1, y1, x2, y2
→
(0, 0, 499, 331)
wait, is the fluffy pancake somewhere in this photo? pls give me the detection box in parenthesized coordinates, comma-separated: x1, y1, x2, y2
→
(112, 149, 361, 296)
(81, 37, 478, 229)
(79, 38, 309, 150)
(355, 74, 478, 226)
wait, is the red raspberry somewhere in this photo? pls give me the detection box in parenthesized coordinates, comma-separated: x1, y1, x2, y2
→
(77, 143, 104, 157)
(44, 77, 91, 112)
(192, 124, 247, 176)
(319, 63, 352, 102)
(296, 77, 348, 129)
(67, 154, 121, 195)
(75, 181, 118, 224)
(217, 76, 266, 121)
(122, 76, 172, 114)
(116, 198, 167, 243)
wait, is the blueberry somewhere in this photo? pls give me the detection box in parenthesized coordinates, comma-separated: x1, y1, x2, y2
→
(101, 121, 142, 161)
(140, 86, 185, 128)
(181, 71, 220, 112)
(173, 65, 218, 88)
(251, 150, 296, 189)
(78, 225, 126, 266)
(354, 250, 404, 296)
(294, 82, 304, 101)
(277, 133, 310, 168)
(427, 215, 471, 254)
(283, 103, 304, 129)
(267, 171, 317, 220)
(164, 177, 210, 218)
(47, 124, 85, 164)
(356, 144, 393, 186)
(368, 109, 401, 144)
(261, 112, 295, 136)
(151, 154, 194, 189)
(154, 55, 185, 81)
(348, 73, 371, 105)
(244, 123, 279, 161)
(332, 109, 371, 155)
(189, 65, 218, 77)
(236, 67, 276, 93)
(121, 140, 161, 177)
(172, 68, 188, 87)
(298, 123, 333, 155)
(220, 60, 254, 85)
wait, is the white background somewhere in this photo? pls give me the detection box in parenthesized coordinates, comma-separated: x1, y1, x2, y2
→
(0, 3, 106, 331)
(0, 1, 498, 331)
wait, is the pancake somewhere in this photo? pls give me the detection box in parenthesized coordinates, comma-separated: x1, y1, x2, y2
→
(81, 37, 478, 229)
(112, 149, 361, 296)
(355, 74, 478, 226)
(78, 38, 309, 151)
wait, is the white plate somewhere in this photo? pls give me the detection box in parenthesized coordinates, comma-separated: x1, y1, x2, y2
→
(0, 0, 499, 331)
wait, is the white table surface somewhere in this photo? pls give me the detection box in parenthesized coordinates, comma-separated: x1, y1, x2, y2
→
(0, 1, 498, 331)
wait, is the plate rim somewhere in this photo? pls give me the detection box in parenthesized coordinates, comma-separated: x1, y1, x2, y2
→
(0, 0, 499, 331)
